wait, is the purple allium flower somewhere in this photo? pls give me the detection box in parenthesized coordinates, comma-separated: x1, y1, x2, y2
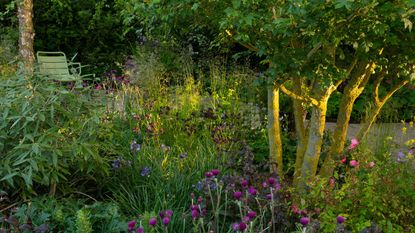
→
(128, 220, 136, 231)
(233, 191, 242, 200)
(165, 209, 173, 217)
(148, 217, 157, 227)
(268, 177, 276, 185)
(243, 216, 251, 223)
(130, 140, 141, 152)
(238, 221, 247, 231)
(211, 169, 220, 176)
(191, 209, 199, 219)
(190, 204, 198, 211)
(241, 179, 248, 188)
(300, 217, 309, 226)
(136, 227, 144, 233)
(248, 187, 257, 196)
(162, 217, 170, 226)
(262, 181, 268, 188)
(337, 215, 345, 224)
(205, 171, 214, 178)
(232, 223, 239, 231)
(266, 193, 272, 200)
(179, 153, 188, 160)
(247, 211, 257, 219)
(141, 167, 151, 177)
(159, 211, 165, 218)
(274, 183, 281, 191)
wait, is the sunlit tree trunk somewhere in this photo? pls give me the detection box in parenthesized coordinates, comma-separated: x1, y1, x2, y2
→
(18, 0, 35, 75)
(297, 98, 328, 189)
(292, 79, 307, 186)
(319, 62, 374, 177)
(267, 85, 283, 177)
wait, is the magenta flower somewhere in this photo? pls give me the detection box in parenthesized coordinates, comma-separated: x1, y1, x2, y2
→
(165, 209, 173, 217)
(274, 183, 281, 191)
(128, 220, 136, 231)
(211, 169, 220, 176)
(136, 227, 144, 233)
(368, 161, 375, 167)
(341, 158, 347, 164)
(148, 217, 157, 227)
(190, 204, 198, 211)
(247, 211, 257, 219)
(248, 187, 257, 196)
(262, 181, 268, 188)
(232, 223, 239, 231)
(241, 179, 248, 188)
(191, 209, 199, 219)
(243, 216, 251, 222)
(205, 171, 214, 178)
(300, 217, 310, 226)
(162, 217, 170, 226)
(336, 215, 345, 224)
(268, 177, 276, 185)
(349, 138, 359, 149)
(349, 160, 358, 167)
(330, 178, 335, 186)
(233, 191, 242, 200)
(238, 221, 247, 231)
(159, 211, 165, 218)
(266, 194, 272, 200)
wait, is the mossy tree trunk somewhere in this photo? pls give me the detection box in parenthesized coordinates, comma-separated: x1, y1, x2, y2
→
(268, 85, 283, 177)
(292, 79, 307, 186)
(18, 0, 35, 75)
(319, 62, 374, 177)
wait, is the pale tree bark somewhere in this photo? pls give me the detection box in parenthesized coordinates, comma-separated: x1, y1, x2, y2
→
(291, 79, 308, 186)
(319, 62, 374, 177)
(357, 78, 409, 140)
(267, 85, 283, 177)
(18, 0, 35, 75)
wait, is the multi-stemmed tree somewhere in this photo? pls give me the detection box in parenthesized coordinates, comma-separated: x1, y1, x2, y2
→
(118, 0, 414, 189)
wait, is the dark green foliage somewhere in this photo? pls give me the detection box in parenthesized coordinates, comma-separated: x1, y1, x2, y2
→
(0, 75, 109, 197)
(33, 0, 133, 74)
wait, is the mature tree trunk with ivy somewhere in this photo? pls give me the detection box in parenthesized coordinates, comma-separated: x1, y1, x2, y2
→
(18, 0, 35, 74)
(267, 85, 283, 177)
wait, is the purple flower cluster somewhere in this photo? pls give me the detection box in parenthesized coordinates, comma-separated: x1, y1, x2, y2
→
(140, 167, 151, 177)
(190, 194, 206, 220)
(127, 220, 144, 233)
(231, 210, 257, 232)
(130, 140, 141, 152)
(112, 157, 131, 170)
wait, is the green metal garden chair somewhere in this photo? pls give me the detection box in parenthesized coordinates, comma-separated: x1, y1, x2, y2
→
(36, 51, 95, 82)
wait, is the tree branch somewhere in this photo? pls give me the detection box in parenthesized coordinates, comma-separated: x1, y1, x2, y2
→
(380, 79, 409, 103)
(280, 83, 320, 107)
(373, 69, 386, 106)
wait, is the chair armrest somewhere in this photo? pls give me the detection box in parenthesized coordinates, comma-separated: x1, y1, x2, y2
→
(68, 62, 82, 75)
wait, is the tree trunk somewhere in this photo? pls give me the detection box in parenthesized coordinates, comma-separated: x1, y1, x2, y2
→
(357, 79, 409, 140)
(267, 86, 283, 177)
(319, 62, 373, 177)
(292, 79, 307, 186)
(18, 0, 35, 75)
(297, 99, 328, 190)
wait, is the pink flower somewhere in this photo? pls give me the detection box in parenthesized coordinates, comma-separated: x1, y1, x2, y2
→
(341, 158, 347, 164)
(274, 183, 281, 191)
(247, 211, 257, 219)
(369, 161, 375, 167)
(329, 178, 335, 186)
(238, 222, 247, 231)
(205, 171, 214, 178)
(349, 138, 359, 149)
(349, 160, 358, 167)
(248, 187, 257, 196)
(267, 177, 276, 185)
(136, 227, 144, 233)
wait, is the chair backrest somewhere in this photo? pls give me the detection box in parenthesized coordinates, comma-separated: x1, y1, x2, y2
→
(36, 51, 72, 80)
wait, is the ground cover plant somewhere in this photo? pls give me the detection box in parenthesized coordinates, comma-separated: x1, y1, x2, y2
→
(1, 0, 415, 232)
